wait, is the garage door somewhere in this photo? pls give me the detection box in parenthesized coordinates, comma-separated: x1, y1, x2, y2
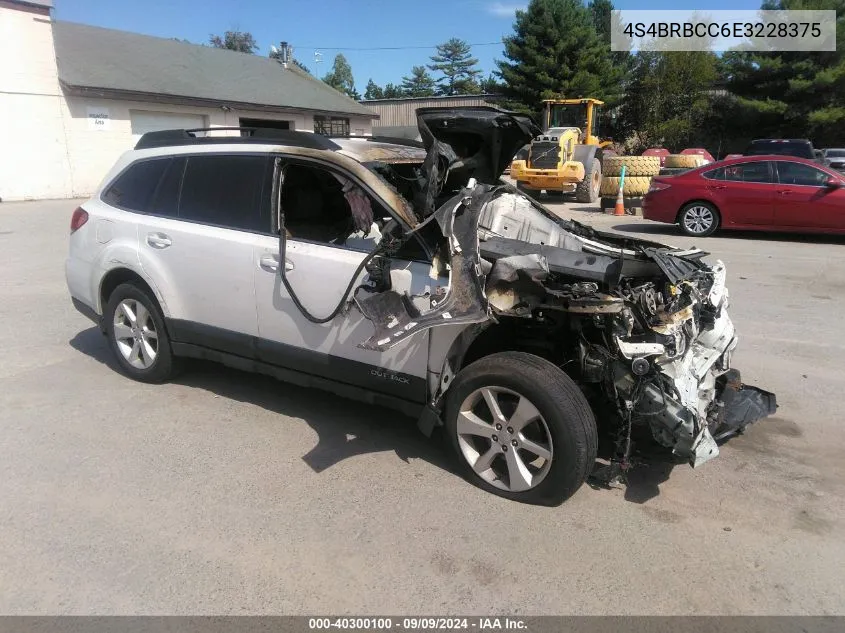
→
(130, 111, 207, 145)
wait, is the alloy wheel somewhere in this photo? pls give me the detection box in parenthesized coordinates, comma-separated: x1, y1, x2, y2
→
(113, 299, 158, 369)
(456, 386, 554, 492)
(683, 206, 715, 234)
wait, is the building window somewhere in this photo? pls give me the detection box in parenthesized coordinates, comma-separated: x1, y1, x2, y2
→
(314, 115, 350, 137)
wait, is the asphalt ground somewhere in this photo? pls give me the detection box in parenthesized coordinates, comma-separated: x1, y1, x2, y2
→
(1, 198, 843, 615)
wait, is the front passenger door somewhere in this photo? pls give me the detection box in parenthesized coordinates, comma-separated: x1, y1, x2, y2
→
(773, 161, 845, 229)
(253, 159, 433, 403)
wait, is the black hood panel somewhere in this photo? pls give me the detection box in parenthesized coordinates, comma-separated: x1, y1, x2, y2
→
(417, 107, 540, 184)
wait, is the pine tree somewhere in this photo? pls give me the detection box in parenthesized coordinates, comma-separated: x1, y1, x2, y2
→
(364, 79, 385, 100)
(322, 54, 360, 99)
(428, 38, 483, 95)
(383, 83, 406, 98)
(479, 72, 503, 94)
(720, 0, 845, 145)
(497, 0, 621, 113)
(401, 66, 437, 97)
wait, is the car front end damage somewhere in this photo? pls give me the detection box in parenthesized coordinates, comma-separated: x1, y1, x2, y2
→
(354, 107, 777, 477)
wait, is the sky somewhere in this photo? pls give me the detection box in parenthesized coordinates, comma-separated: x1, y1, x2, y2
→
(55, 0, 761, 94)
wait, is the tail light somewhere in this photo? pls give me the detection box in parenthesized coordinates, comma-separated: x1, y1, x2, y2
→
(648, 181, 671, 193)
(70, 207, 89, 233)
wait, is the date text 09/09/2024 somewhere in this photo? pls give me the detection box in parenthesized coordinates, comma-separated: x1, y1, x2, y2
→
(308, 618, 527, 630)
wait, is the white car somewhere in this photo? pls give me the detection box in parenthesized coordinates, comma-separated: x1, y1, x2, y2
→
(66, 108, 776, 505)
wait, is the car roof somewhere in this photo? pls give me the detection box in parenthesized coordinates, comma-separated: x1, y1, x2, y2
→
(663, 154, 831, 178)
(749, 138, 812, 144)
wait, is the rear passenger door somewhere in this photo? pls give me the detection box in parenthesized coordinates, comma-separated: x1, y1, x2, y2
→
(705, 161, 775, 226)
(134, 153, 273, 353)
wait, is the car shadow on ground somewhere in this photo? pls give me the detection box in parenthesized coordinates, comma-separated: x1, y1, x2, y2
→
(611, 222, 845, 245)
(68, 327, 459, 480)
(69, 326, 680, 505)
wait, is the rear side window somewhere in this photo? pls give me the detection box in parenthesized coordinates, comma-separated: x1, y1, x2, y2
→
(702, 167, 724, 180)
(179, 155, 269, 232)
(103, 159, 170, 211)
(149, 157, 185, 218)
(723, 162, 772, 183)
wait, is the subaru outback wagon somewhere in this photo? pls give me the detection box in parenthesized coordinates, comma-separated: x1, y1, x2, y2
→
(66, 108, 775, 505)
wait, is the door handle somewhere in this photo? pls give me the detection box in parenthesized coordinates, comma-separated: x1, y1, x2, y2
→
(777, 190, 793, 195)
(146, 233, 172, 248)
(259, 254, 280, 272)
(259, 255, 295, 273)
(708, 185, 727, 190)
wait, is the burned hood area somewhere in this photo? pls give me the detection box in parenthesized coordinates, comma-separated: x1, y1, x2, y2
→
(356, 107, 776, 474)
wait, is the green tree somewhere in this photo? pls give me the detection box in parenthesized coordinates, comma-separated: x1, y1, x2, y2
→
(322, 53, 360, 99)
(619, 49, 718, 151)
(209, 31, 258, 54)
(497, 0, 621, 114)
(720, 0, 845, 146)
(479, 72, 503, 94)
(428, 38, 483, 95)
(383, 83, 406, 98)
(401, 66, 437, 97)
(588, 0, 631, 84)
(364, 79, 385, 100)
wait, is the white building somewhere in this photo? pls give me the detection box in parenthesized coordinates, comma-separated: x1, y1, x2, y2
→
(0, 0, 378, 201)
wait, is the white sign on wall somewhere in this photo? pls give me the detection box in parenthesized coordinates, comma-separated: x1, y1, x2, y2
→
(87, 106, 111, 130)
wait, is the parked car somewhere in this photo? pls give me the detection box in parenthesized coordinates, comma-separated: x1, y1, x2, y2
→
(66, 109, 775, 505)
(744, 138, 822, 163)
(643, 155, 845, 237)
(822, 148, 845, 173)
(680, 148, 715, 163)
(642, 147, 670, 166)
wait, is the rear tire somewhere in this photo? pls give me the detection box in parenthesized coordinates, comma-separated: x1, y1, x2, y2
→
(678, 202, 720, 237)
(575, 158, 601, 203)
(443, 352, 597, 505)
(104, 282, 178, 383)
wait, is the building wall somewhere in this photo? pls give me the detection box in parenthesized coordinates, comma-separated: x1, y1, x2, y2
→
(360, 95, 500, 128)
(0, 0, 72, 200)
(0, 1, 374, 201)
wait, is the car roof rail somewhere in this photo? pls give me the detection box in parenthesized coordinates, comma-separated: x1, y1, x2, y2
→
(134, 127, 341, 151)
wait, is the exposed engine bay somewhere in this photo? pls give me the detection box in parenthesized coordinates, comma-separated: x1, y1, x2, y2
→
(348, 107, 777, 474)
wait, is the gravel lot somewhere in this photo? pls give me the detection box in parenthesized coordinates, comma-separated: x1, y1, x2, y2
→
(1, 197, 844, 615)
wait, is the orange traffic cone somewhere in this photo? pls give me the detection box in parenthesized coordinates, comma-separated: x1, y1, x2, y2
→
(614, 165, 626, 216)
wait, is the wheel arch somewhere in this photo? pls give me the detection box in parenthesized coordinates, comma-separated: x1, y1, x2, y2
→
(432, 318, 577, 405)
(99, 268, 167, 319)
(573, 144, 602, 168)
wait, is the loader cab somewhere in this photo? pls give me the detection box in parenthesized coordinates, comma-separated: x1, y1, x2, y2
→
(543, 98, 604, 146)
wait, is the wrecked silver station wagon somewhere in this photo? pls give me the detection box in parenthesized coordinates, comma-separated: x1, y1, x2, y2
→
(338, 107, 777, 503)
(73, 107, 776, 506)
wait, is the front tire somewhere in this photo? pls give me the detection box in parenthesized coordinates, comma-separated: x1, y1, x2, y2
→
(678, 202, 720, 237)
(104, 282, 177, 383)
(443, 352, 597, 505)
(575, 158, 601, 203)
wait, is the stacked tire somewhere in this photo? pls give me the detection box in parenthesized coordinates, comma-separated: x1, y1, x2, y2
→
(599, 155, 661, 197)
(664, 154, 708, 169)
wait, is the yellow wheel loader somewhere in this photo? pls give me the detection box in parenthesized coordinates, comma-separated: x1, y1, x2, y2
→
(510, 98, 612, 203)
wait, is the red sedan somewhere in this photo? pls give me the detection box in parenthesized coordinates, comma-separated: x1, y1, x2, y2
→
(643, 155, 845, 236)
